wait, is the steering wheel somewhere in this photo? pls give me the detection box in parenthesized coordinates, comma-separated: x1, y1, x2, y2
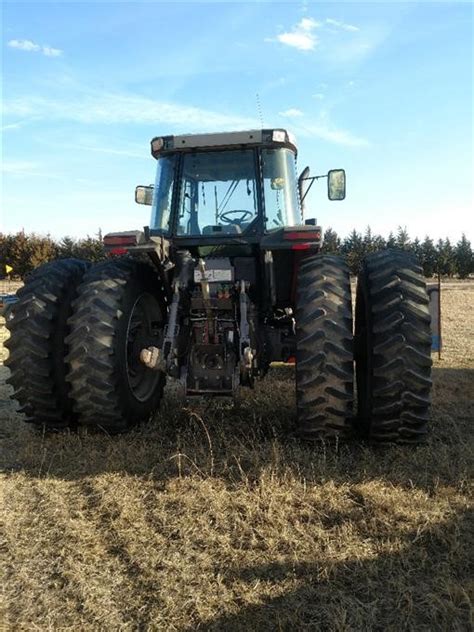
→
(220, 209, 253, 225)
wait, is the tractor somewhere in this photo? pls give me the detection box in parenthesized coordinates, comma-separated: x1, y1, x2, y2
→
(5, 129, 432, 442)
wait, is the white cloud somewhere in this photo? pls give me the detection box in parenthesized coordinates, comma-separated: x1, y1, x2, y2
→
(1, 160, 61, 179)
(326, 18, 359, 33)
(274, 17, 321, 51)
(300, 123, 369, 147)
(268, 15, 360, 52)
(3, 92, 258, 130)
(300, 17, 321, 31)
(8, 39, 41, 52)
(287, 106, 368, 147)
(2, 121, 24, 131)
(279, 108, 304, 118)
(65, 144, 146, 159)
(42, 46, 62, 57)
(312, 93, 325, 100)
(7, 39, 62, 57)
(2, 160, 39, 174)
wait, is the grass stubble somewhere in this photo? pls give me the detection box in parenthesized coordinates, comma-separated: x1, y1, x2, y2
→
(0, 281, 473, 631)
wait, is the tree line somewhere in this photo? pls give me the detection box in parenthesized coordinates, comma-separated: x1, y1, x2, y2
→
(0, 232, 106, 278)
(0, 227, 472, 279)
(321, 227, 472, 278)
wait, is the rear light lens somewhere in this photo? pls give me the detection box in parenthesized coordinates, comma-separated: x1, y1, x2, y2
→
(291, 243, 312, 250)
(108, 247, 128, 256)
(103, 234, 138, 247)
(284, 231, 321, 240)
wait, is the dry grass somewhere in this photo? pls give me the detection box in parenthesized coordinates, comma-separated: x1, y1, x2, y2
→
(1, 281, 473, 631)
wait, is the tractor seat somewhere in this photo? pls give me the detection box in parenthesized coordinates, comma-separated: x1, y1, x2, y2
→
(202, 225, 242, 235)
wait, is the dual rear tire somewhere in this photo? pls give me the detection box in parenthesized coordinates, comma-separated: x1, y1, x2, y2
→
(296, 255, 353, 439)
(5, 258, 166, 432)
(295, 250, 432, 443)
(5, 259, 89, 430)
(354, 250, 432, 443)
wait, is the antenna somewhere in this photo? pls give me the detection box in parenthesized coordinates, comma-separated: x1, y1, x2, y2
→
(256, 93, 264, 128)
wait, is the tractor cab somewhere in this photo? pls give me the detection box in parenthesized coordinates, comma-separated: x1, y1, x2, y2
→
(135, 129, 345, 245)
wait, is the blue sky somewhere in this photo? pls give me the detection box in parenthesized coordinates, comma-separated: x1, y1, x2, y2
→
(1, 1, 473, 241)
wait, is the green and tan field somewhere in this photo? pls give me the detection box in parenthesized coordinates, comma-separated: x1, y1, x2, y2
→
(1, 281, 473, 631)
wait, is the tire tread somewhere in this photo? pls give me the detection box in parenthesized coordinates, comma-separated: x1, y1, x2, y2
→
(296, 255, 353, 439)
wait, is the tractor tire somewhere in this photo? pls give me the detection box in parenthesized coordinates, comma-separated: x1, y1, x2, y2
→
(355, 249, 432, 444)
(296, 254, 353, 439)
(4, 259, 89, 430)
(66, 258, 167, 433)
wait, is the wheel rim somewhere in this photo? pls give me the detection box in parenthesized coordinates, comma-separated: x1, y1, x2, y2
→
(125, 292, 163, 402)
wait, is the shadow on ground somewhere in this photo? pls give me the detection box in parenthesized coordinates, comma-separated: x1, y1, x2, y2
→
(186, 508, 473, 631)
(1, 366, 473, 494)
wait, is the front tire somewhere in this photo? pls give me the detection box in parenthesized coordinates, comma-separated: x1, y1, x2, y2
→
(66, 258, 167, 433)
(296, 254, 354, 439)
(355, 249, 432, 443)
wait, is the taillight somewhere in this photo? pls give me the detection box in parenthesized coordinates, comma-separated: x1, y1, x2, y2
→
(104, 235, 138, 247)
(291, 243, 312, 250)
(284, 231, 321, 240)
(108, 247, 128, 256)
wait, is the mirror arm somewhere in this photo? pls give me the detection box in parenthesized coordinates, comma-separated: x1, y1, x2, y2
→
(300, 175, 327, 204)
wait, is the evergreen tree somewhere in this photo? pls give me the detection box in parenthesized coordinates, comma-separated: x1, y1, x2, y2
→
(28, 234, 57, 269)
(342, 229, 363, 274)
(411, 237, 423, 263)
(420, 236, 438, 277)
(0, 233, 16, 276)
(362, 226, 377, 255)
(436, 238, 456, 276)
(8, 231, 32, 277)
(75, 235, 106, 262)
(58, 236, 77, 259)
(396, 226, 410, 250)
(455, 233, 473, 279)
(386, 232, 396, 248)
(372, 233, 386, 252)
(321, 227, 341, 254)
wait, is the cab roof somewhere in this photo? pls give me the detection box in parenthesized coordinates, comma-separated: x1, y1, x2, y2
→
(150, 128, 297, 158)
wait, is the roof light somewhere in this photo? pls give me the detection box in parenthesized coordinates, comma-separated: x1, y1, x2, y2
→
(272, 130, 286, 143)
(151, 137, 164, 155)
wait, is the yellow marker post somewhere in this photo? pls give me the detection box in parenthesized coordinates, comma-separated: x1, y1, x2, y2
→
(5, 265, 13, 274)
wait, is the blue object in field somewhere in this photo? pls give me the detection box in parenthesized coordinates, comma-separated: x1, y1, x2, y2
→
(427, 284, 441, 352)
(0, 293, 18, 315)
(431, 334, 441, 352)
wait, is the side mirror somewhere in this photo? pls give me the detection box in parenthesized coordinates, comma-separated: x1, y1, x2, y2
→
(135, 185, 154, 206)
(327, 169, 346, 201)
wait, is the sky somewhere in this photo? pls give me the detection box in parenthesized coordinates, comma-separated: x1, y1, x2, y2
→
(1, 0, 473, 242)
